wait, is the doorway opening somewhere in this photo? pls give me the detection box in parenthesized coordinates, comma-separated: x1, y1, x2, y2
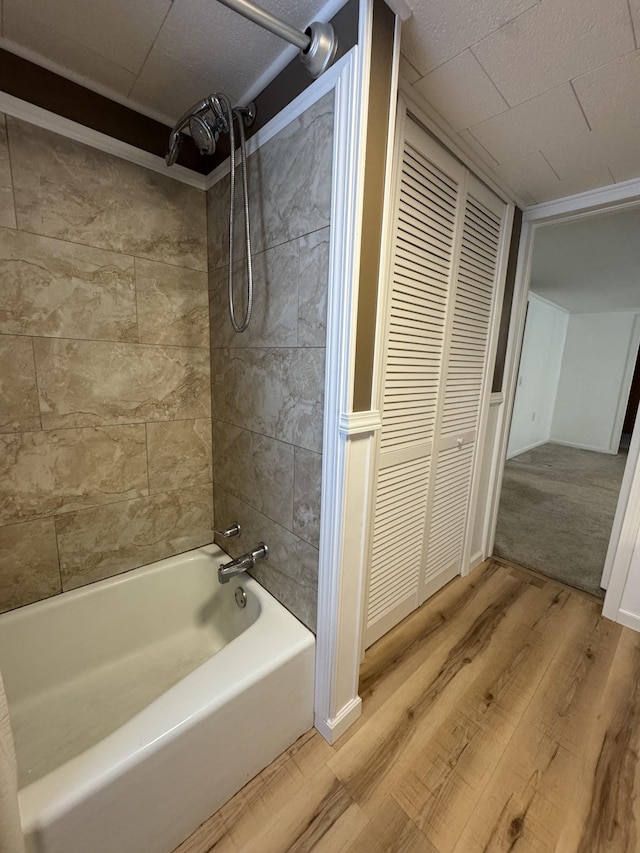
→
(493, 206, 640, 598)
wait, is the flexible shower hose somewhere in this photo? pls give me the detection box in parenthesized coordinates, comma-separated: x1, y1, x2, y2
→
(218, 93, 254, 333)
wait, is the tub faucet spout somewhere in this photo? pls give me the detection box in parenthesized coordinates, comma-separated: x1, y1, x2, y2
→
(218, 543, 268, 583)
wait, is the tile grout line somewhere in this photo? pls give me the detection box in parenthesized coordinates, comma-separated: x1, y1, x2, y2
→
(569, 79, 593, 132)
(28, 335, 43, 431)
(216, 484, 319, 553)
(1, 222, 208, 275)
(0, 329, 210, 352)
(1, 415, 212, 437)
(0, 481, 215, 536)
(144, 421, 151, 495)
(51, 513, 64, 596)
(3, 115, 18, 228)
(126, 2, 174, 100)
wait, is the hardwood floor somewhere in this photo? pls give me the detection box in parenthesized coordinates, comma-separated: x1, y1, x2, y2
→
(173, 560, 640, 853)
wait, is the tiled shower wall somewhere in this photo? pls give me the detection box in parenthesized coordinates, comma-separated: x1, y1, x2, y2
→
(208, 92, 334, 632)
(0, 113, 213, 612)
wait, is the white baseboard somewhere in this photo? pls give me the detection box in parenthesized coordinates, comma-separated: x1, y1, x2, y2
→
(616, 609, 640, 633)
(314, 696, 363, 745)
(549, 439, 615, 455)
(506, 438, 548, 460)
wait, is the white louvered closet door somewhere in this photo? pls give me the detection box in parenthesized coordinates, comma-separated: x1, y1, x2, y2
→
(365, 109, 510, 649)
(420, 175, 506, 603)
(365, 116, 466, 648)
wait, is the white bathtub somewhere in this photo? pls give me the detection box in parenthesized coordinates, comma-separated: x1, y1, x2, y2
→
(0, 544, 315, 853)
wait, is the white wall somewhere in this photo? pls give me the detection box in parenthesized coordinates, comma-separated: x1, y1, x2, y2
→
(507, 294, 568, 458)
(551, 312, 640, 454)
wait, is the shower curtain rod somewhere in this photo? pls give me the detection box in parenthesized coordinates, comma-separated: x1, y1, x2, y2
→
(215, 0, 338, 78)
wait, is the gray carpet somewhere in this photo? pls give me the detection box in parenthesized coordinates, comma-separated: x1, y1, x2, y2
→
(494, 442, 628, 597)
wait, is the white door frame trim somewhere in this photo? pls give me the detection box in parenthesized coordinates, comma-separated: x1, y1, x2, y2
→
(485, 177, 640, 626)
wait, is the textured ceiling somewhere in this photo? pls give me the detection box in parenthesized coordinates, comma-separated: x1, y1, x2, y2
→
(401, 0, 640, 206)
(1, 0, 640, 206)
(530, 207, 640, 314)
(0, 0, 330, 125)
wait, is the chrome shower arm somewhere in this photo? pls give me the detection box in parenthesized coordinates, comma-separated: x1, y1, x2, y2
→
(216, 0, 309, 50)
(215, 0, 337, 78)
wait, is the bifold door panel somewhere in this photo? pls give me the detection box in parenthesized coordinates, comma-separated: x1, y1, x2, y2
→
(365, 110, 508, 649)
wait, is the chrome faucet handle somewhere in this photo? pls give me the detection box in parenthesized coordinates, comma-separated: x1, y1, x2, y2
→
(211, 522, 241, 538)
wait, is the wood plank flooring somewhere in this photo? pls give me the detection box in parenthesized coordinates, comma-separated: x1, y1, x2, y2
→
(173, 560, 640, 853)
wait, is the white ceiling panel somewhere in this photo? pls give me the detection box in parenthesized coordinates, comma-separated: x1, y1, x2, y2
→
(413, 49, 508, 131)
(457, 128, 499, 169)
(3, 0, 172, 74)
(541, 135, 614, 188)
(493, 151, 559, 205)
(400, 0, 538, 78)
(130, 0, 326, 118)
(572, 50, 640, 134)
(472, 0, 635, 106)
(531, 208, 640, 314)
(469, 84, 590, 165)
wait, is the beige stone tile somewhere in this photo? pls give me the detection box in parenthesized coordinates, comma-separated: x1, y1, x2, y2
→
(0, 227, 136, 341)
(0, 425, 147, 525)
(215, 487, 318, 632)
(0, 114, 16, 229)
(0, 335, 40, 433)
(0, 518, 61, 612)
(207, 94, 334, 269)
(34, 338, 210, 429)
(298, 228, 329, 348)
(147, 418, 212, 492)
(293, 447, 322, 549)
(136, 258, 208, 347)
(212, 420, 294, 530)
(8, 117, 207, 271)
(221, 347, 324, 452)
(209, 240, 299, 348)
(57, 484, 213, 590)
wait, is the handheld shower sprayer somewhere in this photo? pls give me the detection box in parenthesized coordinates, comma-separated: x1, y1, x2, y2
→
(166, 94, 256, 332)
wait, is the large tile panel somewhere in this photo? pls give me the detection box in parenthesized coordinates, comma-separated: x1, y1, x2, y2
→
(293, 447, 322, 549)
(57, 484, 213, 590)
(212, 420, 294, 530)
(147, 418, 212, 492)
(0, 518, 61, 612)
(0, 114, 16, 229)
(0, 228, 136, 341)
(221, 347, 324, 452)
(207, 92, 334, 268)
(0, 425, 148, 525)
(136, 258, 209, 347)
(209, 239, 299, 348)
(298, 228, 330, 348)
(0, 335, 40, 433)
(34, 338, 210, 429)
(8, 117, 207, 271)
(224, 347, 297, 442)
(250, 92, 334, 253)
(215, 487, 318, 631)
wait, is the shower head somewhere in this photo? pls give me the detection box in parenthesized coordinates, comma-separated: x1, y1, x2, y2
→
(165, 95, 231, 167)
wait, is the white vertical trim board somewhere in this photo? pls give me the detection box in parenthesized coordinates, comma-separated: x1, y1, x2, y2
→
(486, 181, 640, 631)
(314, 0, 375, 744)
